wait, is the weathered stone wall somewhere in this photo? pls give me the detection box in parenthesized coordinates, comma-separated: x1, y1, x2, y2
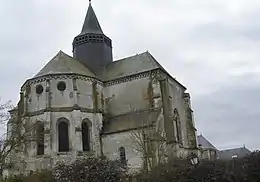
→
(6, 75, 105, 174)
(183, 94, 198, 149)
(167, 79, 188, 147)
(23, 76, 102, 113)
(157, 74, 198, 159)
(103, 77, 151, 116)
(102, 131, 143, 172)
(17, 111, 102, 172)
(76, 79, 94, 109)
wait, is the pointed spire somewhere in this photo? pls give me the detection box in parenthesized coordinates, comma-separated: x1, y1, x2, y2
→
(80, 2, 103, 35)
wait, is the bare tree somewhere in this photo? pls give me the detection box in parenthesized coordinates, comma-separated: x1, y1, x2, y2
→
(130, 110, 167, 172)
(0, 98, 36, 175)
(0, 99, 12, 124)
(0, 99, 14, 175)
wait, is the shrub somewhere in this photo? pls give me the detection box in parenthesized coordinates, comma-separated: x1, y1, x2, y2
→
(135, 151, 260, 182)
(1, 170, 54, 182)
(2, 157, 126, 182)
(53, 156, 127, 182)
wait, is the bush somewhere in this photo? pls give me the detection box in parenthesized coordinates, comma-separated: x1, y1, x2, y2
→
(1, 170, 54, 182)
(3, 152, 260, 182)
(53, 156, 127, 182)
(2, 157, 126, 182)
(135, 151, 260, 182)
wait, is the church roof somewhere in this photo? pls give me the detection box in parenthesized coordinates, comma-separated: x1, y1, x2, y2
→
(218, 147, 251, 160)
(197, 134, 218, 151)
(103, 51, 166, 81)
(79, 2, 103, 35)
(34, 51, 96, 78)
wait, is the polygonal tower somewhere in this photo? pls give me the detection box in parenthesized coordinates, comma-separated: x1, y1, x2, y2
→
(72, 1, 113, 74)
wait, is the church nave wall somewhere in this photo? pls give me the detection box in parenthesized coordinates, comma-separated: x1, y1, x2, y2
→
(103, 76, 152, 116)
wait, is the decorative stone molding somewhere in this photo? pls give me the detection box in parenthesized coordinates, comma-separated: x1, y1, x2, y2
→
(24, 105, 103, 117)
(73, 34, 112, 48)
(104, 70, 159, 86)
(72, 78, 77, 91)
(21, 74, 103, 91)
(21, 68, 185, 92)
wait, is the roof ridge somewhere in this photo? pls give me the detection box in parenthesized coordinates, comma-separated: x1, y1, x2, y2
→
(113, 51, 148, 63)
(220, 147, 250, 151)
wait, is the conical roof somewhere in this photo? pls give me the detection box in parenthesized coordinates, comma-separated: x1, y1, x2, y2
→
(80, 3, 103, 35)
(34, 51, 96, 78)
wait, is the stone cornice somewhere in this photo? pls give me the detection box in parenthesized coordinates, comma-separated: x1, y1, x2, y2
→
(21, 68, 186, 91)
(104, 69, 186, 90)
(21, 73, 103, 91)
(101, 124, 153, 135)
(103, 107, 161, 120)
(104, 70, 159, 86)
(23, 105, 103, 117)
(161, 69, 186, 90)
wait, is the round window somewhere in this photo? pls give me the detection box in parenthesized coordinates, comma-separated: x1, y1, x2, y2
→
(36, 85, 44, 94)
(57, 81, 66, 91)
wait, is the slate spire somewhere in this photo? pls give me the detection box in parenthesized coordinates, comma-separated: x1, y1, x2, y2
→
(80, 1, 103, 35)
(72, 1, 113, 74)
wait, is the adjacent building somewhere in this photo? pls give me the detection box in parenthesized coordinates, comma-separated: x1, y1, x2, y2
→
(218, 146, 251, 160)
(197, 134, 218, 160)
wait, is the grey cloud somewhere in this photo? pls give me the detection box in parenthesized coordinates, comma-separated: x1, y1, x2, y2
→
(193, 73, 260, 150)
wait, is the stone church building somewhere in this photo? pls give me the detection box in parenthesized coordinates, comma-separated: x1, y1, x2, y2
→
(5, 2, 198, 174)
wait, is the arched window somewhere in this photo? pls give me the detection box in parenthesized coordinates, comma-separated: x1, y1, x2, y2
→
(119, 147, 126, 164)
(82, 121, 91, 151)
(173, 109, 182, 145)
(58, 120, 69, 152)
(36, 121, 44, 155)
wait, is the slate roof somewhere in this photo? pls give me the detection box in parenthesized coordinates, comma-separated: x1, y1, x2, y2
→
(79, 3, 103, 35)
(102, 51, 166, 81)
(102, 109, 161, 134)
(33, 50, 186, 91)
(197, 135, 218, 151)
(218, 147, 251, 160)
(34, 51, 96, 78)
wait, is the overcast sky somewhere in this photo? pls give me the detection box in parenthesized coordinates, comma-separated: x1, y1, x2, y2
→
(0, 0, 259, 151)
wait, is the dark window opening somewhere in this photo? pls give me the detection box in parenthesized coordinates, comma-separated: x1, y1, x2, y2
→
(36, 85, 44, 94)
(57, 81, 66, 91)
(82, 122, 90, 151)
(58, 121, 69, 152)
(176, 120, 182, 144)
(119, 147, 126, 164)
(174, 109, 183, 145)
(36, 122, 44, 155)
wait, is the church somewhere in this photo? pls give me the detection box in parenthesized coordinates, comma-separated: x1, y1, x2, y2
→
(5, 1, 198, 175)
